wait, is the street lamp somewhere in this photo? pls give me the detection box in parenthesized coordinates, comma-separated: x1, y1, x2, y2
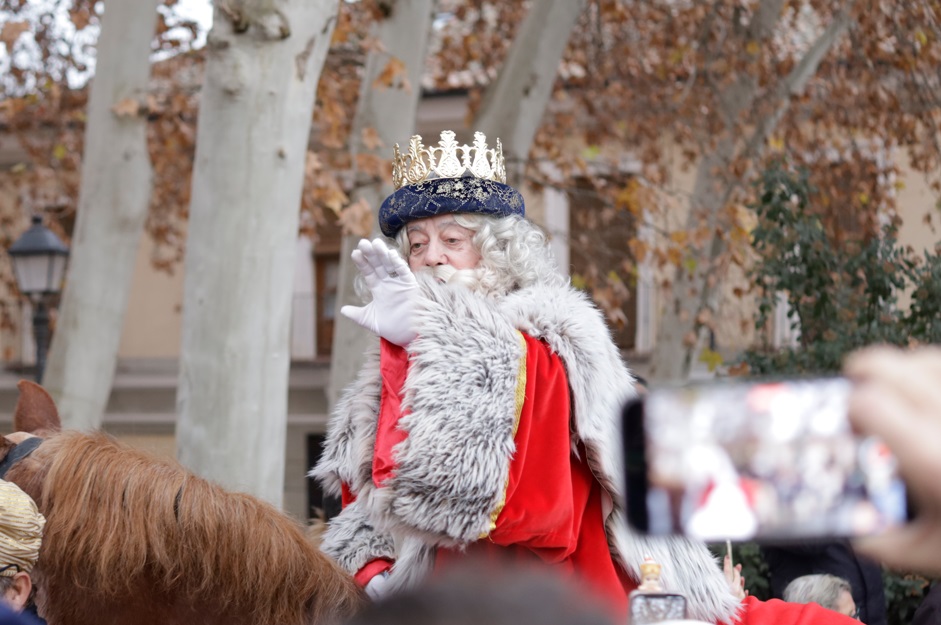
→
(8, 215, 70, 383)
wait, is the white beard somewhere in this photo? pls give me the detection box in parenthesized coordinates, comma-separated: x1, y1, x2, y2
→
(418, 265, 497, 297)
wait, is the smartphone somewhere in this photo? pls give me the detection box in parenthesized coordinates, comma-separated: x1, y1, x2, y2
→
(622, 377, 910, 543)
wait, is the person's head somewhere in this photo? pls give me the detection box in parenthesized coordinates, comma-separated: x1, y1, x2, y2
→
(379, 130, 563, 297)
(344, 563, 616, 625)
(0, 480, 44, 612)
(783, 574, 858, 620)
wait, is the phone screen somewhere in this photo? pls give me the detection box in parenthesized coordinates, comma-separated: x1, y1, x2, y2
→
(622, 377, 909, 542)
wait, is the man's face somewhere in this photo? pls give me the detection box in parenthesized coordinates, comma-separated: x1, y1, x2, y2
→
(405, 214, 481, 272)
(835, 589, 858, 620)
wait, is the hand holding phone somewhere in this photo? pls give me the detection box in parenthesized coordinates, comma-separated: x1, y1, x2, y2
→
(846, 346, 941, 575)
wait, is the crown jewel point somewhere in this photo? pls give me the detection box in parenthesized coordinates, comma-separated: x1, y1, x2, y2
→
(392, 130, 507, 189)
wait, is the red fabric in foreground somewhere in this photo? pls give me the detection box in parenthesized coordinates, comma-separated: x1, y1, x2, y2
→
(724, 595, 860, 625)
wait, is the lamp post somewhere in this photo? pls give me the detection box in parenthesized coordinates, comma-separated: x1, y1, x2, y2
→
(8, 215, 70, 383)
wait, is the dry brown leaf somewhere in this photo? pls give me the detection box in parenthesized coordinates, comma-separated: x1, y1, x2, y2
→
(361, 126, 383, 151)
(361, 36, 386, 54)
(70, 7, 92, 31)
(355, 153, 387, 179)
(305, 151, 323, 176)
(321, 183, 349, 214)
(337, 197, 373, 238)
(0, 21, 29, 51)
(372, 57, 408, 90)
(628, 239, 648, 263)
(111, 97, 141, 118)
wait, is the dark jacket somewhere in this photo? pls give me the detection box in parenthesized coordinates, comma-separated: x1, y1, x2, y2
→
(762, 541, 886, 625)
(0, 604, 41, 625)
(913, 583, 941, 625)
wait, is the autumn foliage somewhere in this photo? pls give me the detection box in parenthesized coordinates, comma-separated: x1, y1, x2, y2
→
(1, 0, 940, 355)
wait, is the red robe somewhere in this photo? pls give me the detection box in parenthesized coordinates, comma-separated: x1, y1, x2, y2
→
(347, 334, 635, 616)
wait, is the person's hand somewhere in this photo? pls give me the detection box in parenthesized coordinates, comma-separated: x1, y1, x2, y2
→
(845, 346, 941, 574)
(341, 238, 419, 347)
(723, 554, 747, 600)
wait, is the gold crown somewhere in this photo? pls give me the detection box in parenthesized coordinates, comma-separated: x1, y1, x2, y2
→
(392, 130, 507, 190)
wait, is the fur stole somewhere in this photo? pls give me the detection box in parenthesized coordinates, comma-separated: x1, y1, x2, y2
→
(313, 277, 741, 622)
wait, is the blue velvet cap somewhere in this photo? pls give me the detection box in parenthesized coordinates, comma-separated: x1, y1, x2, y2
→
(378, 177, 525, 238)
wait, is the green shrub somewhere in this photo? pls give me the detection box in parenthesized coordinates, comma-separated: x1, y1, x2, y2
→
(745, 163, 941, 375)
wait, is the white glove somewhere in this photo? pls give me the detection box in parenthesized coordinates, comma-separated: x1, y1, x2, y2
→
(364, 570, 391, 601)
(341, 238, 419, 347)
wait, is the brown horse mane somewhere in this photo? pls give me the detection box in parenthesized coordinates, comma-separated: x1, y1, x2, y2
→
(33, 430, 361, 625)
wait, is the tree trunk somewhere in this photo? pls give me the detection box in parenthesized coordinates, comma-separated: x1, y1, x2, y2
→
(42, 0, 161, 430)
(649, 1, 855, 381)
(176, 0, 338, 506)
(473, 0, 587, 179)
(327, 0, 433, 407)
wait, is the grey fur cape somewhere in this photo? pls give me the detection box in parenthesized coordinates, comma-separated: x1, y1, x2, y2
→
(312, 276, 741, 623)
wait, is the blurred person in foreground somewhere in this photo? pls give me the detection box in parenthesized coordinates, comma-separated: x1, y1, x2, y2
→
(845, 346, 941, 574)
(342, 563, 616, 625)
(783, 574, 858, 620)
(311, 131, 740, 623)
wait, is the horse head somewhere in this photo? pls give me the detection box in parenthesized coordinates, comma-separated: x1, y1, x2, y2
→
(0, 380, 63, 508)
